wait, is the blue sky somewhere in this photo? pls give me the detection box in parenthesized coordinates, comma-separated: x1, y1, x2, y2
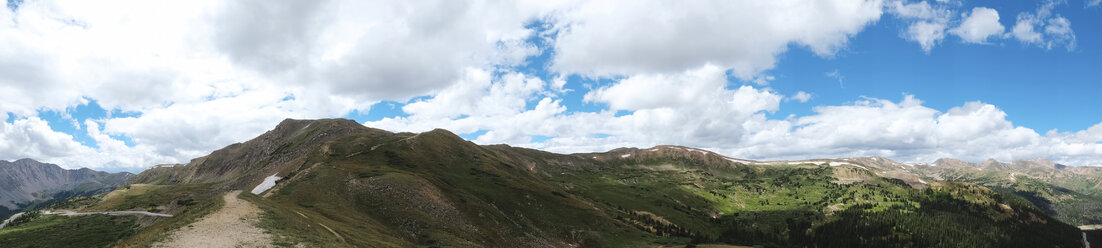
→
(2, 0, 1102, 172)
(764, 10, 1101, 133)
(348, 0, 1102, 133)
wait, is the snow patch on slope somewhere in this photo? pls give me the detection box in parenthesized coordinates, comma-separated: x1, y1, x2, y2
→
(829, 162, 868, 170)
(725, 157, 758, 164)
(251, 174, 282, 195)
(685, 148, 708, 155)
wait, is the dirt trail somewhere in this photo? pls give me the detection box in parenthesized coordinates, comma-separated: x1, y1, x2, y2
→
(153, 190, 272, 248)
(0, 212, 24, 229)
(0, 210, 170, 230)
(49, 210, 173, 218)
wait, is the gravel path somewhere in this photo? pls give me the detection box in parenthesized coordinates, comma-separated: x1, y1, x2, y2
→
(0, 212, 24, 229)
(49, 210, 173, 218)
(1, 210, 171, 230)
(153, 190, 272, 248)
(1085, 232, 1091, 248)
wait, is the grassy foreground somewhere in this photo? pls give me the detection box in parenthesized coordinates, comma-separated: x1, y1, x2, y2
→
(0, 214, 137, 248)
(1, 183, 228, 247)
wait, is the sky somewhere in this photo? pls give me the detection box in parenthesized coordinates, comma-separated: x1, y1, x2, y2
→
(1, 0, 1101, 172)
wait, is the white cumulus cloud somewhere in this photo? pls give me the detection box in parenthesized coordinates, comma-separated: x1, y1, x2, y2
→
(1, 0, 1099, 171)
(367, 63, 1102, 167)
(726, 95, 1102, 166)
(370, 64, 784, 151)
(549, 0, 884, 80)
(211, 0, 544, 101)
(791, 92, 813, 103)
(0, 0, 549, 170)
(890, 1, 952, 53)
(950, 7, 1005, 44)
(1011, 1, 1077, 50)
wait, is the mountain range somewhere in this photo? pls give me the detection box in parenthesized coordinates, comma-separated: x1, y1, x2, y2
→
(0, 118, 1099, 247)
(0, 159, 132, 219)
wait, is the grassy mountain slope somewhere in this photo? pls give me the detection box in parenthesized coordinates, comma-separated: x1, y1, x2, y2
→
(0, 213, 137, 248)
(554, 148, 1080, 247)
(249, 126, 652, 247)
(912, 160, 1102, 226)
(6, 118, 1090, 247)
(225, 119, 1088, 247)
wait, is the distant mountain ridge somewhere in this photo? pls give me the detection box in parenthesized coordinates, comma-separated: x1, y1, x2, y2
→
(117, 119, 1088, 246)
(930, 157, 1074, 171)
(7, 118, 1095, 247)
(866, 156, 1102, 226)
(0, 159, 133, 217)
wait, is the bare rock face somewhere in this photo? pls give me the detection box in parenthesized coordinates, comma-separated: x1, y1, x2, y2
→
(0, 159, 132, 213)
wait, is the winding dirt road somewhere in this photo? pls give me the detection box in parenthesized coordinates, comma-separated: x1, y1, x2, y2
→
(152, 190, 272, 248)
(0, 212, 25, 229)
(0, 210, 171, 230)
(48, 210, 173, 218)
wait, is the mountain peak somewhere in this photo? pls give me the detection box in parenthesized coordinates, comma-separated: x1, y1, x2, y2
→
(144, 118, 372, 188)
(257, 118, 373, 147)
(0, 159, 131, 210)
(929, 157, 1068, 170)
(272, 118, 366, 134)
(272, 118, 314, 131)
(980, 158, 1005, 168)
(424, 128, 461, 138)
(581, 145, 746, 170)
(1, 158, 63, 170)
(13, 158, 40, 163)
(402, 128, 472, 149)
(933, 158, 974, 167)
